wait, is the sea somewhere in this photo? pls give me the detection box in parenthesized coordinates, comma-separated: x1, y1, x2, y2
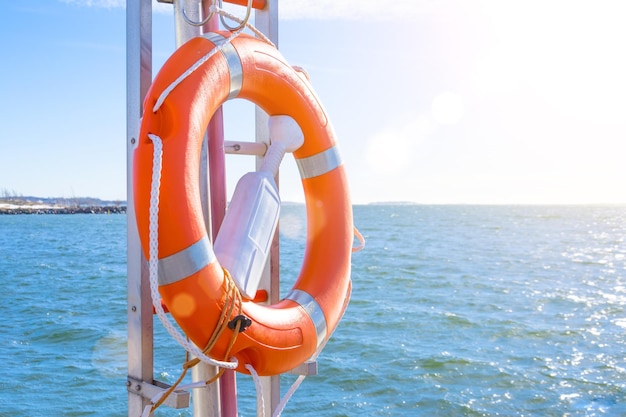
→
(1, 204, 626, 416)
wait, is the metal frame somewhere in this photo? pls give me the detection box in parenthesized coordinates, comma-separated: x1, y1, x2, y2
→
(126, 0, 278, 416)
(253, 4, 281, 414)
(170, 2, 224, 415)
(126, 1, 160, 415)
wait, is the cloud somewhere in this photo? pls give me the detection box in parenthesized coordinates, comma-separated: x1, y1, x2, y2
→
(59, 0, 170, 12)
(60, 0, 457, 20)
(431, 92, 464, 126)
(365, 114, 436, 176)
(280, 0, 460, 20)
(60, 0, 124, 7)
(365, 92, 464, 176)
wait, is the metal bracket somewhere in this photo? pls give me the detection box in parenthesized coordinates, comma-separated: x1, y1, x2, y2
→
(127, 377, 191, 409)
(287, 360, 318, 376)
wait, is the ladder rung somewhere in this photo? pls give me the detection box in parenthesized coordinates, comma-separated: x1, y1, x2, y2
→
(224, 140, 267, 156)
(157, 0, 266, 8)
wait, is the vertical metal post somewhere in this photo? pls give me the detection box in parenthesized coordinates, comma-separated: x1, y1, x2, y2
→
(127, 1, 279, 415)
(172, 1, 224, 416)
(254, 1, 281, 415)
(126, 0, 153, 416)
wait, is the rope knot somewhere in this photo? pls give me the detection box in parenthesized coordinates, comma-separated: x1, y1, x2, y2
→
(228, 314, 252, 332)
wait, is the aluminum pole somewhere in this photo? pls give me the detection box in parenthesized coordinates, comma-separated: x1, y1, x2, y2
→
(254, 0, 281, 414)
(126, 0, 154, 415)
(172, 1, 225, 415)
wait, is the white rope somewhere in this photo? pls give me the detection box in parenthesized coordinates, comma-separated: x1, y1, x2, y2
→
(147, 133, 238, 370)
(246, 358, 326, 416)
(245, 364, 266, 417)
(244, 361, 306, 417)
(272, 331, 336, 415)
(217, 4, 272, 44)
(151, 26, 242, 113)
(152, 4, 274, 114)
(353, 226, 366, 253)
(273, 375, 306, 417)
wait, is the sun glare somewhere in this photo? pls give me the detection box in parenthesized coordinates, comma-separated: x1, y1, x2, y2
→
(479, 0, 626, 126)
(431, 92, 465, 126)
(365, 126, 414, 176)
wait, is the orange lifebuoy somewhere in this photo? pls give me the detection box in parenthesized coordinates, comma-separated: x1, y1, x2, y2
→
(133, 32, 352, 376)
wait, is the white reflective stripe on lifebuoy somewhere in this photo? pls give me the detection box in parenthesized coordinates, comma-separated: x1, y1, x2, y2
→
(202, 32, 243, 99)
(158, 235, 216, 286)
(295, 146, 343, 179)
(284, 289, 327, 348)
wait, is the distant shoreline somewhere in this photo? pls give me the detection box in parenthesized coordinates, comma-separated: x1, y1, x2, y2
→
(0, 205, 126, 215)
(0, 197, 126, 215)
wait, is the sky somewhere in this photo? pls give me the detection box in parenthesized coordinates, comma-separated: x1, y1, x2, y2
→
(1, 0, 625, 204)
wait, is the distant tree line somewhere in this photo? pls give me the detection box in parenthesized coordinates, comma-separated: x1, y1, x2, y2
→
(1, 188, 22, 198)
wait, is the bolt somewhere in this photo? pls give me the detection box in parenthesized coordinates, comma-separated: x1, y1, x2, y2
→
(132, 306, 137, 312)
(136, 384, 142, 391)
(126, 380, 131, 387)
(131, 137, 136, 145)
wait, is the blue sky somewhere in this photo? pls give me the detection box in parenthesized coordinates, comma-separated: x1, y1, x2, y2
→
(1, 0, 625, 204)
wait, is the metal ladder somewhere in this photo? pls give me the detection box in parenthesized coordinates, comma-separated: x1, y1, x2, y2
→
(125, 1, 282, 415)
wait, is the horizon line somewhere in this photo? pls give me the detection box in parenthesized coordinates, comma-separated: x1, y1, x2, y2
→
(2, 195, 625, 207)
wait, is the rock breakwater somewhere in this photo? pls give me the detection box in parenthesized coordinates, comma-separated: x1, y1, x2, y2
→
(0, 205, 126, 215)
